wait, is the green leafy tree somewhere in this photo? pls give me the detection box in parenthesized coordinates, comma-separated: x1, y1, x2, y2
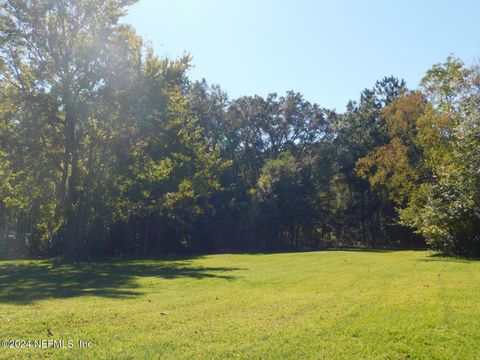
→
(0, 0, 140, 258)
(399, 59, 480, 255)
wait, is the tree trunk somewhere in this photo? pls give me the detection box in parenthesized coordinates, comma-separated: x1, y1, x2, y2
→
(64, 95, 82, 260)
(143, 213, 151, 255)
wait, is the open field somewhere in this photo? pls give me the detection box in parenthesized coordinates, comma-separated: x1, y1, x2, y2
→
(0, 250, 479, 359)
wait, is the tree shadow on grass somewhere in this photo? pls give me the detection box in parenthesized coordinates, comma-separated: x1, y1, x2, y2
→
(215, 247, 408, 256)
(323, 247, 429, 253)
(416, 252, 480, 264)
(0, 257, 242, 304)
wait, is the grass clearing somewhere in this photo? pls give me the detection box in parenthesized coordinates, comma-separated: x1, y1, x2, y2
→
(0, 250, 479, 359)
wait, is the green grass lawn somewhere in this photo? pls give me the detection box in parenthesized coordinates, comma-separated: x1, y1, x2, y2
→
(0, 250, 479, 359)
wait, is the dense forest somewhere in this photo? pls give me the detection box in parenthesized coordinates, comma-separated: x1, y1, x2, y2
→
(0, 0, 479, 260)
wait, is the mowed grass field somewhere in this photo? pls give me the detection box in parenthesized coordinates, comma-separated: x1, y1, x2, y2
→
(0, 250, 479, 359)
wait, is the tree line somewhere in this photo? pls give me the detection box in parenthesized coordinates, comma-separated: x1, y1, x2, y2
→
(0, 0, 479, 259)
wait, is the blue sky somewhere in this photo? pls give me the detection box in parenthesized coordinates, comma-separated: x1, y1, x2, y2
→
(124, 0, 480, 111)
